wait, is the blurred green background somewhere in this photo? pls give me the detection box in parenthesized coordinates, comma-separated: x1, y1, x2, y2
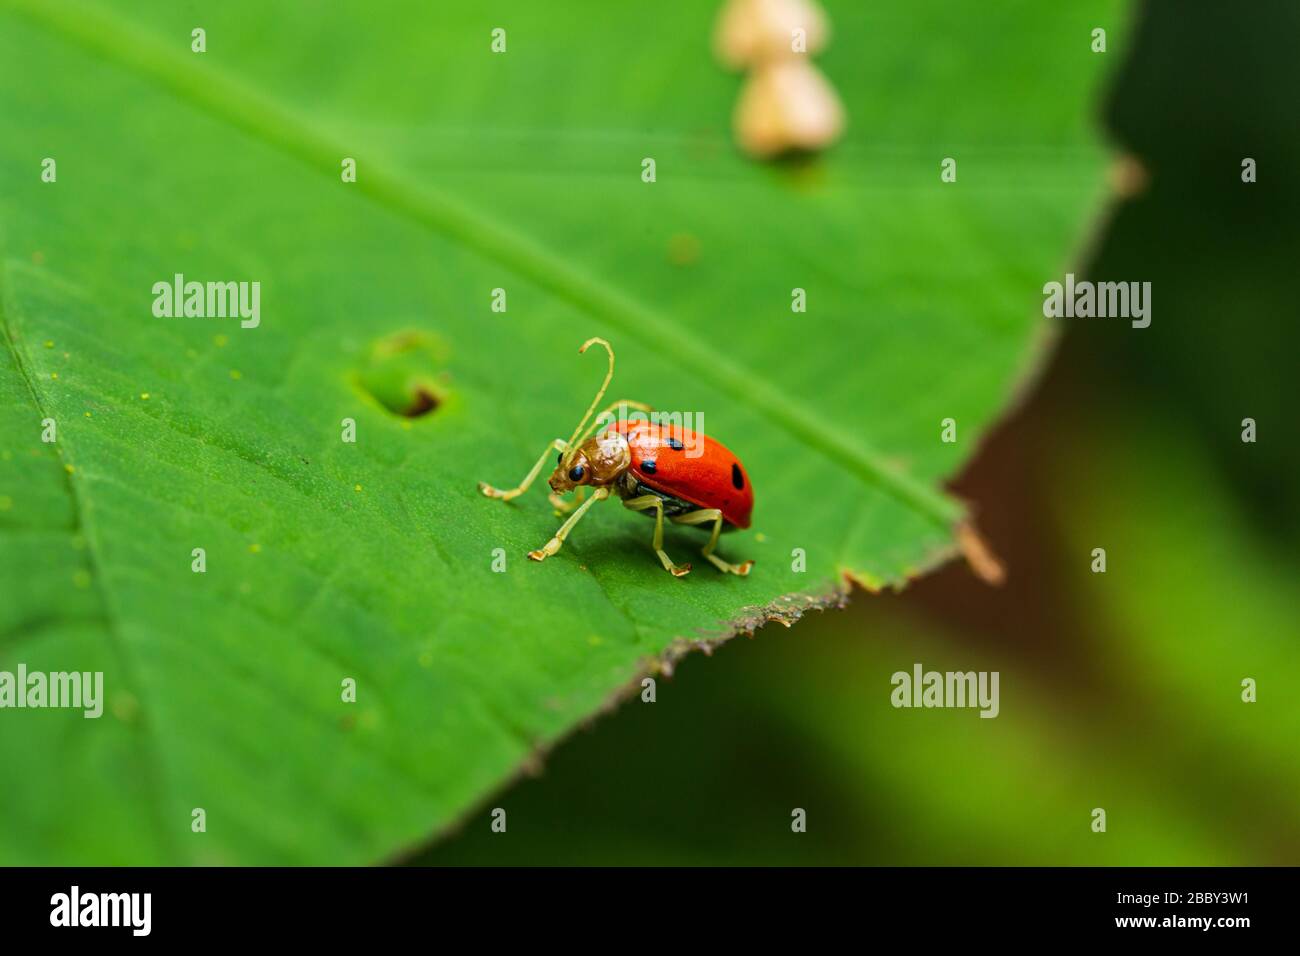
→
(416, 0, 1300, 865)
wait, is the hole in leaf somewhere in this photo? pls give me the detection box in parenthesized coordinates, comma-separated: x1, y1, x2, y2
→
(353, 330, 450, 419)
(403, 387, 440, 418)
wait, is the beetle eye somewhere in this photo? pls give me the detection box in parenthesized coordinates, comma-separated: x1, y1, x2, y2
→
(568, 465, 585, 482)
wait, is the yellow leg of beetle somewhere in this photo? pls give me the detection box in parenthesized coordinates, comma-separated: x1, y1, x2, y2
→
(479, 438, 567, 501)
(529, 486, 609, 562)
(549, 486, 587, 515)
(623, 495, 691, 577)
(671, 508, 754, 576)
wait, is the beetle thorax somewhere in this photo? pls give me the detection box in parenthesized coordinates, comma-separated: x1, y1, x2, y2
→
(579, 432, 630, 484)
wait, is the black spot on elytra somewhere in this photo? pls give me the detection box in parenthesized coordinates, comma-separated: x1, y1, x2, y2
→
(666, 437, 684, 451)
(642, 460, 657, 474)
(731, 462, 744, 490)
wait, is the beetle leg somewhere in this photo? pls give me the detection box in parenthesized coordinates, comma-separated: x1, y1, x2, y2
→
(623, 495, 691, 577)
(671, 509, 754, 576)
(549, 486, 586, 515)
(528, 486, 609, 562)
(479, 438, 567, 501)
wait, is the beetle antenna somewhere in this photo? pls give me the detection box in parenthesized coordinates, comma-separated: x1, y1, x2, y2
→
(561, 337, 615, 464)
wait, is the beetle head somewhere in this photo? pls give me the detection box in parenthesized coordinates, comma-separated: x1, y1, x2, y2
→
(549, 432, 629, 493)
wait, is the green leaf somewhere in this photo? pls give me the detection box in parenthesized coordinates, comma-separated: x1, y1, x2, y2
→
(0, 0, 1122, 863)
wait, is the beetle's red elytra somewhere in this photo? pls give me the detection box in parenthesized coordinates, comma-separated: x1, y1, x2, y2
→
(478, 338, 754, 577)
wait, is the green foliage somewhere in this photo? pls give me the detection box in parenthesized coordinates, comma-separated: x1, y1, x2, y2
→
(0, 0, 1120, 863)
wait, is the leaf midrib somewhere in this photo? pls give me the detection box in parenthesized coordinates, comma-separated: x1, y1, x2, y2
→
(5, 0, 962, 540)
(0, 267, 178, 862)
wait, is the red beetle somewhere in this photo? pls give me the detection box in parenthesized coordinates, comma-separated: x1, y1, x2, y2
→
(479, 338, 753, 577)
